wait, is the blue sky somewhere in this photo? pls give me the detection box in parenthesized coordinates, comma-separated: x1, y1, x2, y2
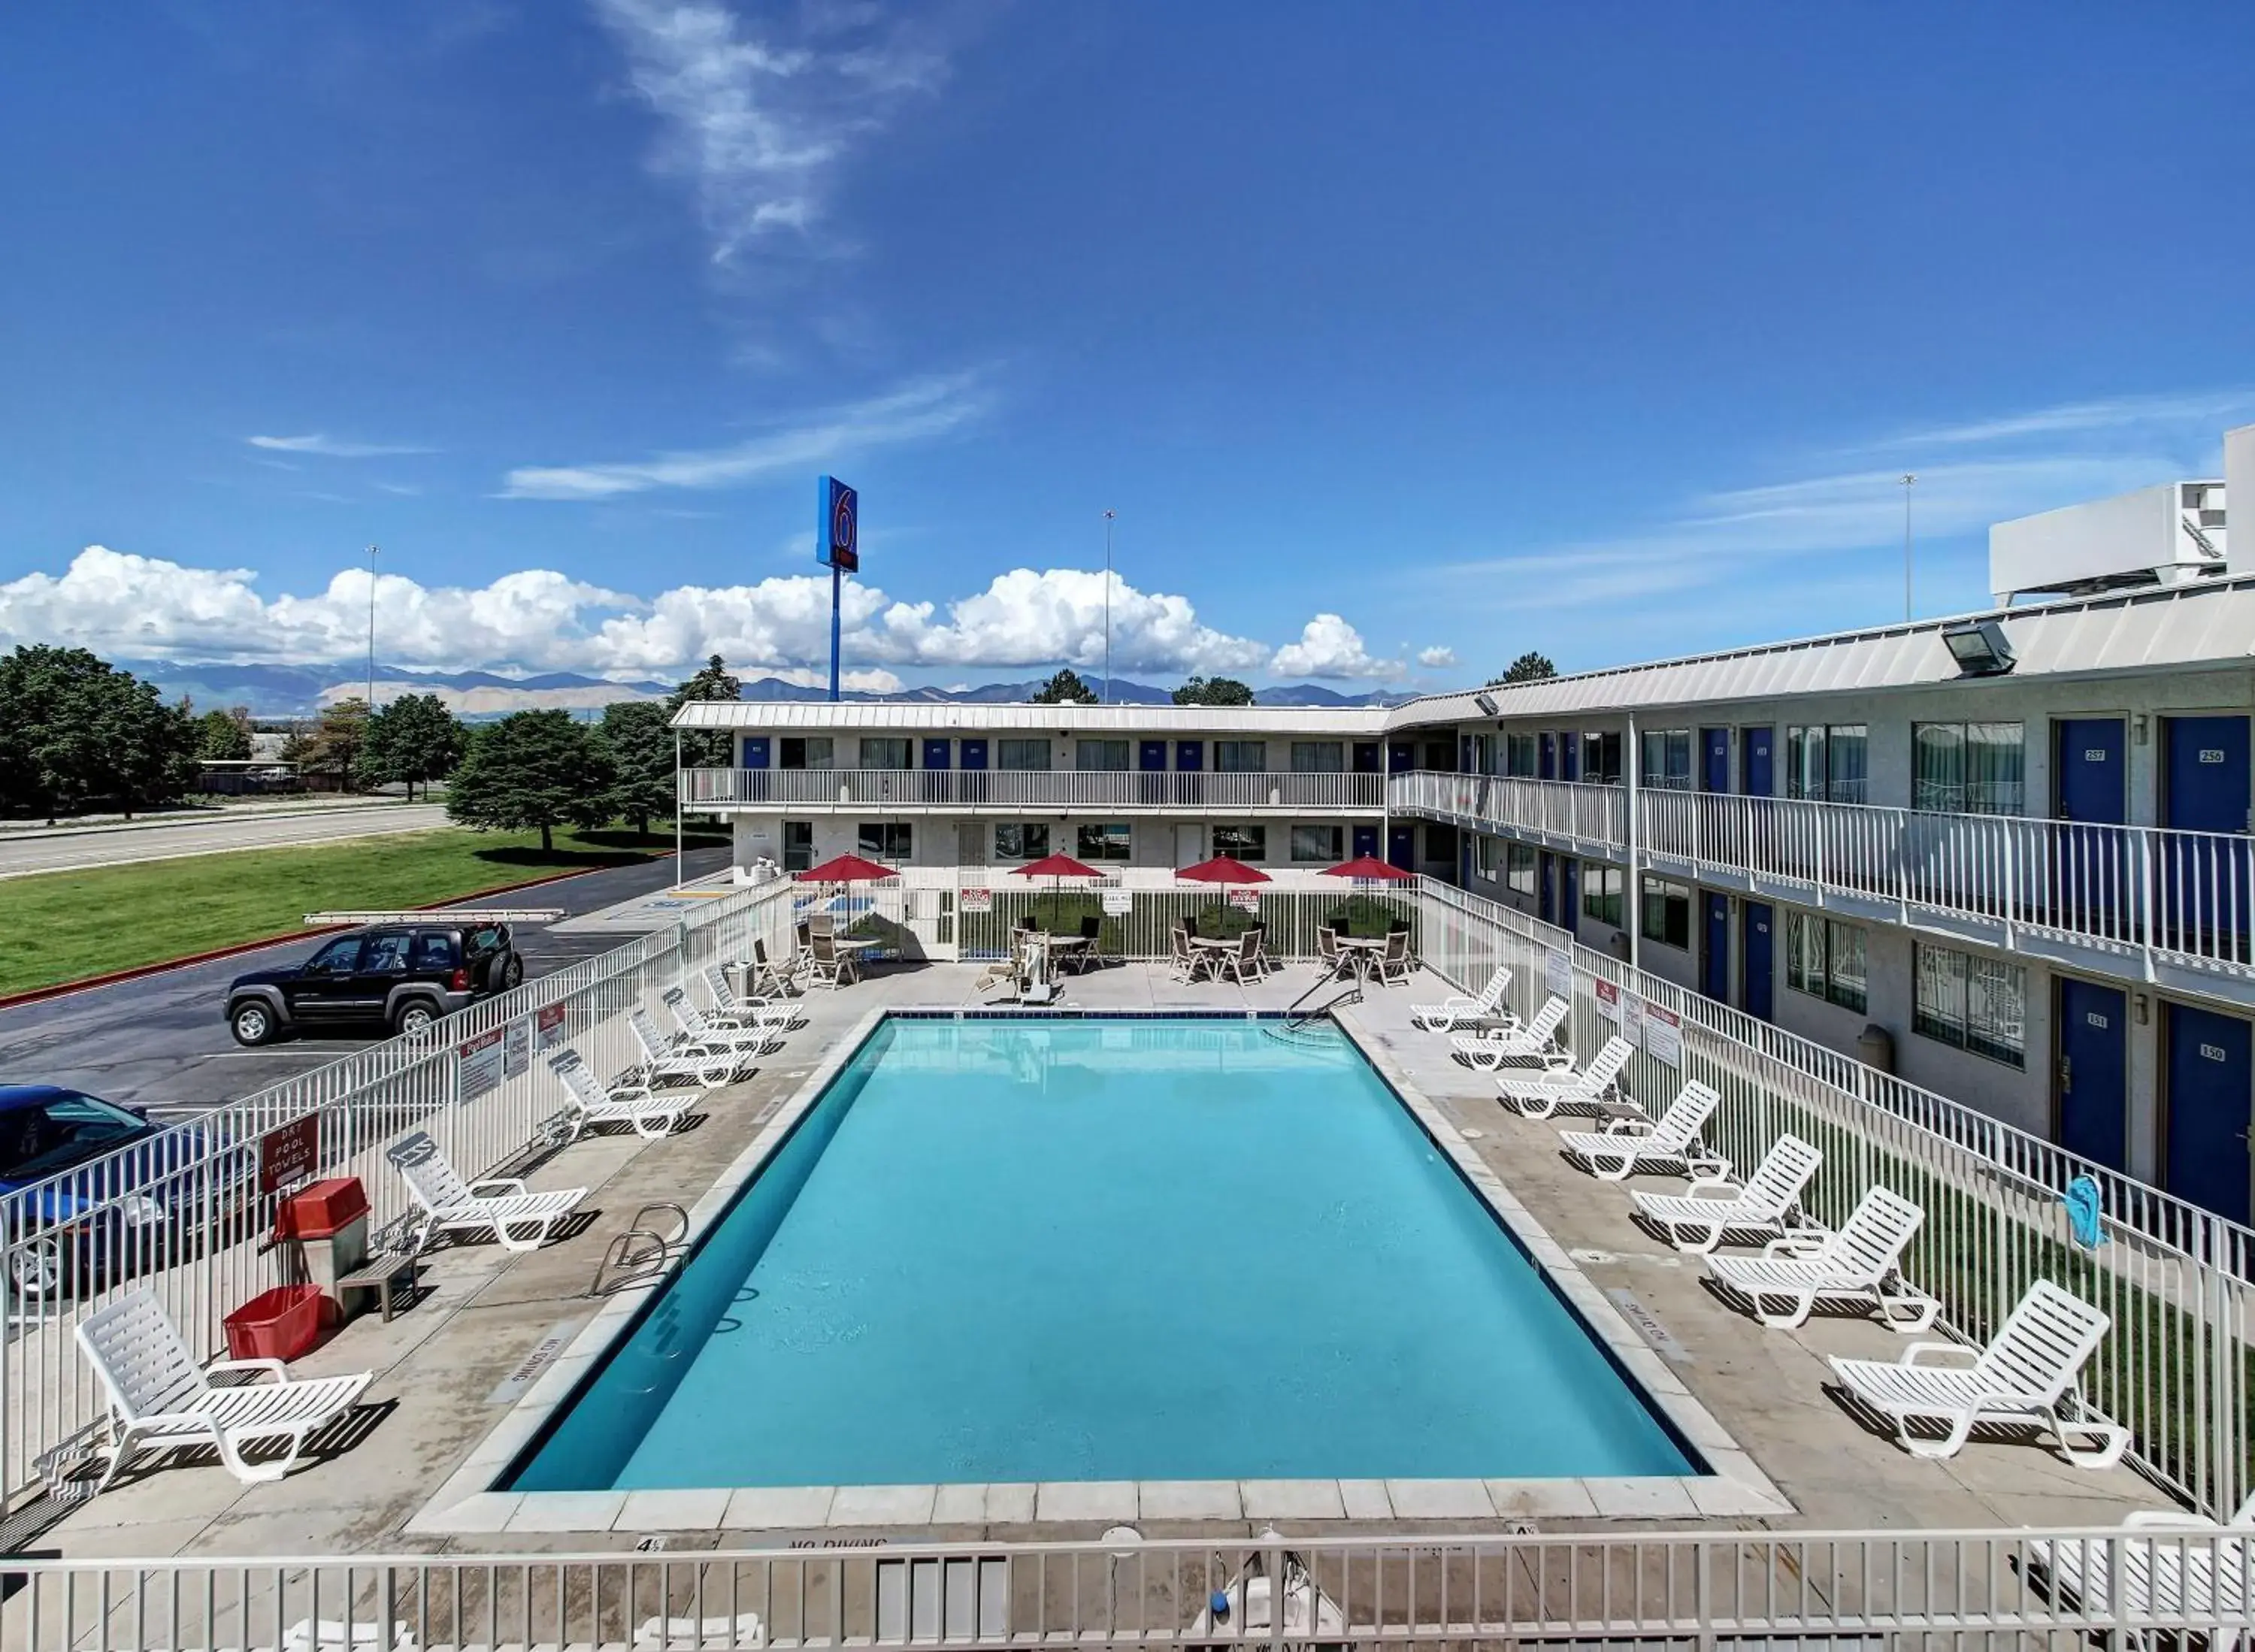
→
(2, 2, 2250, 693)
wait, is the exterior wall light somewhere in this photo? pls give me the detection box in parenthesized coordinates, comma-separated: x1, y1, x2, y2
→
(1940, 619, 2016, 677)
(1473, 693, 1500, 716)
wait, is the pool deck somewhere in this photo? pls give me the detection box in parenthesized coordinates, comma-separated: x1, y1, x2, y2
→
(38, 958, 2178, 1562)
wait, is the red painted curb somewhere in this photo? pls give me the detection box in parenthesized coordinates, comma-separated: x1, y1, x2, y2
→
(0, 859, 659, 1012)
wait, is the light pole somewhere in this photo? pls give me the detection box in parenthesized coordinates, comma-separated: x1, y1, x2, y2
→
(1101, 510, 1115, 704)
(1899, 475, 1916, 622)
(365, 544, 380, 711)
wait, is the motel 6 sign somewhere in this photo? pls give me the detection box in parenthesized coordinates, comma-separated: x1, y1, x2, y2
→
(819, 476, 858, 573)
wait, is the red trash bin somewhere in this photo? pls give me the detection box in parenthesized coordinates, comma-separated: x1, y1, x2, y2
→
(224, 1284, 325, 1363)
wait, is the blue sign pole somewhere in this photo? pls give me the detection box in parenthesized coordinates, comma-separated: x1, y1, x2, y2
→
(829, 560, 842, 703)
(816, 475, 858, 705)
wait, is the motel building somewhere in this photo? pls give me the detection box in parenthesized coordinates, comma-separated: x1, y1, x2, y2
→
(683, 422, 2255, 1228)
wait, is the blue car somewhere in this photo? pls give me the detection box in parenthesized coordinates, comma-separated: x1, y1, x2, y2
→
(0, 1084, 254, 1304)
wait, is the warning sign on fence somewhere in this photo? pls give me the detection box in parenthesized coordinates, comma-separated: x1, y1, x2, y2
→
(459, 1026, 507, 1100)
(1101, 889, 1133, 915)
(1545, 949, 1573, 998)
(504, 1017, 531, 1079)
(1227, 888, 1261, 912)
(959, 887, 991, 913)
(1594, 979, 1622, 1021)
(535, 1003, 567, 1051)
(1642, 1002, 1683, 1067)
(257, 1114, 319, 1196)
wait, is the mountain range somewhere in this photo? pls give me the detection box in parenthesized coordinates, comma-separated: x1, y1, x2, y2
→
(122, 660, 1412, 719)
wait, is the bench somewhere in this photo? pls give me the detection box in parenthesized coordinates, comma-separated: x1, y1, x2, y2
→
(335, 1251, 419, 1323)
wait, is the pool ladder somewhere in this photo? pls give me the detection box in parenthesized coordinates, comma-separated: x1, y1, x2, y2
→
(586, 1203, 689, 1298)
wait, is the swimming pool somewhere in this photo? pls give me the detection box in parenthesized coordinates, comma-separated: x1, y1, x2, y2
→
(507, 1015, 1697, 1491)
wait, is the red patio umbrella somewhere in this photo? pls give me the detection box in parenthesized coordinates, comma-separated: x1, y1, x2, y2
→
(1319, 854, 1414, 882)
(1009, 852, 1103, 881)
(794, 852, 895, 884)
(1173, 855, 1271, 885)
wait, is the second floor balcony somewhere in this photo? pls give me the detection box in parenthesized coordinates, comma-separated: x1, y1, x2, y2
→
(681, 766, 1386, 815)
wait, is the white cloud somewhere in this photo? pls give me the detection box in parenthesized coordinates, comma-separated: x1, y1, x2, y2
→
(592, 0, 946, 265)
(1270, 615, 1400, 681)
(0, 546, 1317, 688)
(247, 434, 435, 458)
(1417, 645, 1457, 669)
(500, 374, 984, 500)
(1871, 389, 2255, 450)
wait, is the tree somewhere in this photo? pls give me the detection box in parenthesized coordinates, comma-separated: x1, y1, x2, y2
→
(299, 698, 372, 791)
(360, 693, 466, 800)
(445, 710, 616, 853)
(598, 699, 675, 839)
(666, 653, 743, 767)
(196, 706, 254, 761)
(1173, 675, 1255, 706)
(1031, 667, 1098, 705)
(1489, 651, 1557, 686)
(0, 645, 200, 821)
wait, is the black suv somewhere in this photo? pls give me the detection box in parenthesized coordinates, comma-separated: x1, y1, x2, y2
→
(225, 923, 524, 1045)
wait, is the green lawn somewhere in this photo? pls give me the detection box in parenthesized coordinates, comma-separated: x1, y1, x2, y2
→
(0, 826, 724, 997)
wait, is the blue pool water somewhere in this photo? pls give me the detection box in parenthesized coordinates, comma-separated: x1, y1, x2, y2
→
(507, 1016, 1695, 1490)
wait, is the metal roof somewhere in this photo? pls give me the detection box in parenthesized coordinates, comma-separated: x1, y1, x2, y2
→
(1391, 575, 2255, 725)
(669, 700, 1392, 735)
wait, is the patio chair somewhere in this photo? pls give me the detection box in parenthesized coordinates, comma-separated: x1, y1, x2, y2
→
(1630, 1132, 1824, 1253)
(1219, 927, 1262, 985)
(74, 1287, 372, 1493)
(1706, 1185, 1939, 1333)
(1555, 1080, 1729, 1182)
(549, 1047, 695, 1142)
(1495, 1034, 1633, 1119)
(1370, 928, 1413, 985)
(1450, 997, 1570, 1070)
(629, 1007, 752, 1087)
(388, 1130, 587, 1254)
(663, 986, 786, 1057)
(807, 931, 860, 989)
(1830, 1280, 2130, 1466)
(701, 964, 807, 1032)
(1411, 966, 1512, 1031)
(1314, 926, 1350, 981)
(1167, 924, 1202, 983)
(2021, 1491, 2253, 1643)
(747, 938, 801, 998)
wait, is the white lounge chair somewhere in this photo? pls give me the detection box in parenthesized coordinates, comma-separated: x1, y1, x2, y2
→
(636, 1610, 767, 1650)
(74, 1287, 372, 1493)
(1828, 1279, 2130, 1466)
(1706, 1185, 1939, 1333)
(1410, 966, 1512, 1031)
(702, 964, 807, 1030)
(1556, 1080, 1728, 1182)
(284, 1620, 417, 1652)
(1630, 1132, 1823, 1252)
(662, 986, 786, 1056)
(629, 1008, 752, 1088)
(2023, 1493, 2253, 1644)
(549, 1048, 695, 1142)
(388, 1130, 587, 1254)
(1496, 1035, 1634, 1120)
(1450, 997, 1570, 1070)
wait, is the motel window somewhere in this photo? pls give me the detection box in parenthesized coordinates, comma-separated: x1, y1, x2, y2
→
(857, 822, 912, 862)
(996, 738, 1051, 771)
(1639, 730, 1694, 791)
(779, 737, 834, 770)
(1291, 740, 1345, 773)
(1914, 944, 2026, 1068)
(1504, 733, 1539, 776)
(1212, 824, 1267, 861)
(1471, 835, 1501, 881)
(1076, 822, 1131, 862)
(1914, 722, 2026, 815)
(1582, 864, 1624, 927)
(1786, 725, 1869, 804)
(1215, 740, 1269, 773)
(1506, 842, 1538, 897)
(1076, 739, 1131, 771)
(1639, 875, 1692, 949)
(781, 821, 813, 871)
(993, 823, 1050, 861)
(1292, 824, 1345, 863)
(858, 737, 912, 770)
(1581, 731, 1624, 785)
(1785, 912, 1868, 1014)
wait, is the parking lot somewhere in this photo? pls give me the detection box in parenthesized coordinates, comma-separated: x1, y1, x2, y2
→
(0, 846, 731, 1118)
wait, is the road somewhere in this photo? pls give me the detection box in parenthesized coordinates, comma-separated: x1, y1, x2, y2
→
(0, 846, 731, 1116)
(0, 803, 453, 879)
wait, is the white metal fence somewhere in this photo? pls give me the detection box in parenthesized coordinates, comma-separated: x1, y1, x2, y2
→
(0, 876, 800, 1505)
(683, 767, 1386, 813)
(1416, 877, 2255, 1520)
(6, 1527, 2251, 1650)
(1397, 770, 2255, 979)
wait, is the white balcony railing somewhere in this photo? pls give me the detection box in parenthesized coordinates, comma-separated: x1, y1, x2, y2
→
(681, 767, 1385, 813)
(1396, 770, 2255, 978)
